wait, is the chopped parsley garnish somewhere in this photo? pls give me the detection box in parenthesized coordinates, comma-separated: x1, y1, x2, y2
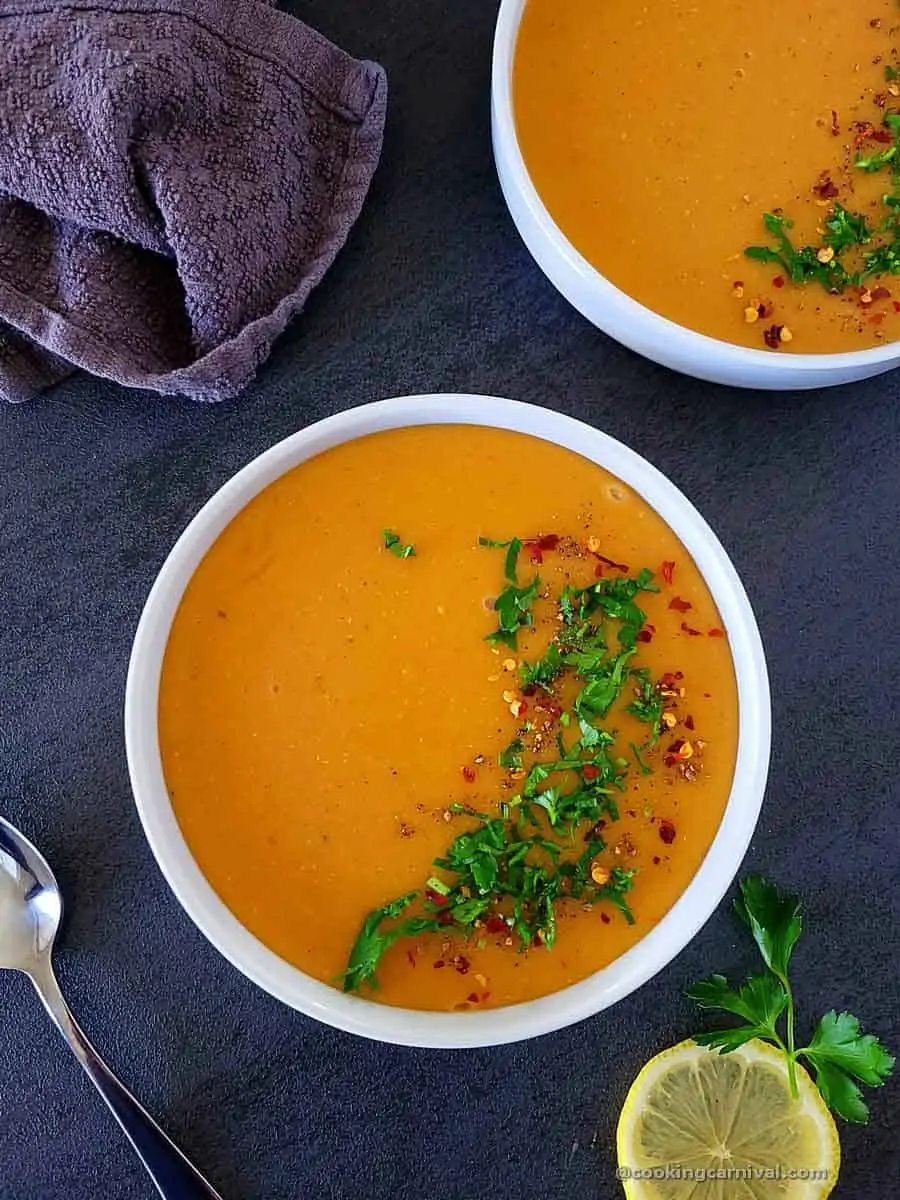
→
(481, 535, 540, 649)
(341, 552, 690, 994)
(689, 876, 894, 1123)
(744, 103, 900, 296)
(382, 529, 416, 558)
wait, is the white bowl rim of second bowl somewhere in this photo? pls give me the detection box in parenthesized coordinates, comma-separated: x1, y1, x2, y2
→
(490, 0, 900, 375)
(125, 393, 771, 1049)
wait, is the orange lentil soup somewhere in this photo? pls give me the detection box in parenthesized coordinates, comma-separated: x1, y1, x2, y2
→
(159, 426, 738, 1011)
(514, 0, 900, 353)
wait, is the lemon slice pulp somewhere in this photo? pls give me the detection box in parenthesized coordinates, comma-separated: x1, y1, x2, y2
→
(617, 1039, 840, 1198)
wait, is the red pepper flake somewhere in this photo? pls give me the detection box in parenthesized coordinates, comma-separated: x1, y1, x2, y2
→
(757, 302, 773, 319)
(524, 542, 543, 565)
(831, 109, 840, 137)
(708, 627, 725, 638)
(652, 855, 661, 865)
(537, 533, 560, 551)
(663, 740, 684, 767)
(543, 701, 562, 719)
(462, 765, 476, 783)
(872, 128, 893, 143)
(636, 629, 653, 643)
(763, 324, 783, 349)
(433, 960, 445, 969)
(532, 933, 542, 947)
(582, 764, 600, 781)
(658, 819, 677, 845)
(772, 275, 785, 288)
(467, 992, 480, 1004)
(437, 910, 455, 926)
(455, 956, 471, 975)
(425, 888, 448, 907)
(596, 553, 629, 572)
(871, 286, 892, 300)
(893, 302, 900, 313)
(681, 621, 702, 636)
(486, 915, 507, 934)
(661, 560, 676, 585)
(813, 174, 839, 199)
(661, 671, 684, 687)
(684, 714, 695, 731)
(407, 950, 417, 967)
(600, 913, 611, 925)
(594, 563, 604, 578)
(668, 596, 692, 613)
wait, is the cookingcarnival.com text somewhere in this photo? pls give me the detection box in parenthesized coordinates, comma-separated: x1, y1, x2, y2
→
(616, 1166, 830, 1183)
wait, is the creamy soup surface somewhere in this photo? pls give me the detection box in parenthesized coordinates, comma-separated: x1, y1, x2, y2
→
(514, 0, 900, 353)
(159, 426, 739, 1011)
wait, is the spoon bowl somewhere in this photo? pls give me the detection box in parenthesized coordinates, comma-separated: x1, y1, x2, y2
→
(0, 820, 61, 971)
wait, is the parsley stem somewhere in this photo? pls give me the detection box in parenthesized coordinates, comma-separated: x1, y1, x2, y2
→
(780, 974, 799, 1099)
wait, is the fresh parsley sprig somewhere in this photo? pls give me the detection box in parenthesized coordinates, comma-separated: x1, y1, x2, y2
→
(688, 876, 895, 1122)
(480, 536, 541, 649)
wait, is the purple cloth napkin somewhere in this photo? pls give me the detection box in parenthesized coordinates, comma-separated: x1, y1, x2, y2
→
(0, 0, 387, 402)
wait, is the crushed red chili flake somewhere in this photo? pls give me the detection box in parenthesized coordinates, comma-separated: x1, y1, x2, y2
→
(772, 275, 785, 288)
(437, 910, 455, 926)
(454, 956, 471, 975)
(763, 324, 783, 349)
(600, 913, 611, 925)
(596, 553, 629, 572)
(461, 765, 476, 782)
(658, 820, 677, 845)
(543, 701, 562, 719)
(582, 764, 600, 781)
(893, 302, 900, 313)
(661, 560, 676, 585)
(524, 542, 543, 565)
(433, 960, 445, 969)
(661, 671, 684, 686)
(425, 888, 448, 906)
(467, 992, 480, 1004)
(831, 109, 840, 136)
(636, 629, 653, 643)
(681, 621, 702, 636)
(871, 286, 892, 300)
(871, 128, 893, 143)
(407, 950, 417, 967)
(708, 627, 725, 638)
(684, 714, 695, 731)
(594, 563, 604, 578)
(537, 533, 560, 551)
(757, 302, 773, 319)
(486, 915, 507, 934)
(813, 174, 839, 199)
(668, 596, 692, 613)
(652, 855, 661, 865)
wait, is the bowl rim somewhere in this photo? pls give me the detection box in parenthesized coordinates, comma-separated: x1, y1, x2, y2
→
(125, 393, 771, 1048)
(491, 0, 900, 373)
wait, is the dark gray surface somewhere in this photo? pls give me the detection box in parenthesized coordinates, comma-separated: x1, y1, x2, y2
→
(0, 1, 897, 1197)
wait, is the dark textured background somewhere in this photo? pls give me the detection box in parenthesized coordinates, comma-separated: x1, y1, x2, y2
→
(0, 2, 897, 1197)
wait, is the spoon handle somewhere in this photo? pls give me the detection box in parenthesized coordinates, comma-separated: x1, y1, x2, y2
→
(29, 960, 224, 1199)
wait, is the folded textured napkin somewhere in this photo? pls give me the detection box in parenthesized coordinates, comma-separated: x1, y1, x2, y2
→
(0, 0, 386, 402)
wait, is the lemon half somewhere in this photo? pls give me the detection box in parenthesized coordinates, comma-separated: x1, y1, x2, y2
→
(617, 1039, 840, 1199)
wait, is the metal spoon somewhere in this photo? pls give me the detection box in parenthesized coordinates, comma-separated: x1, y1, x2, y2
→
(0, 815, 224, 1199)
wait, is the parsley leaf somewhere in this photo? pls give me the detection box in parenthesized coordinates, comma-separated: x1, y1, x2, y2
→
(802, 1011, 896, 1121)
(486, 575, 540, 649)
(341, 892, 439, 992)
(382, 529, 416, 558)
(734, 874, 802, 981)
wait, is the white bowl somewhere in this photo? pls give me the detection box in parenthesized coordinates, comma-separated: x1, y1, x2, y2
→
(125, 394, 770, 1047)
(491, 0, 900, 390)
